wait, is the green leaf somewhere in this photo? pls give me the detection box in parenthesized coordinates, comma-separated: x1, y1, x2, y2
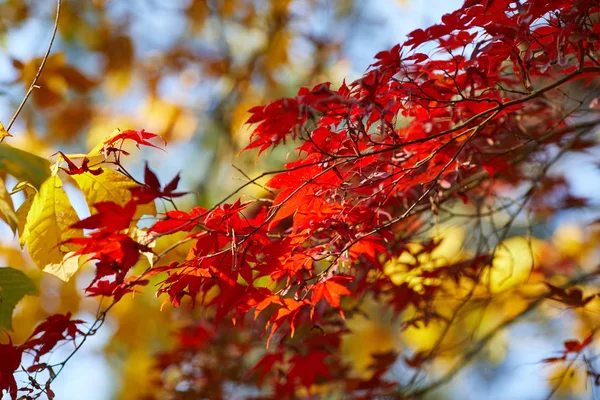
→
(0, 267, 38, 330)
(0, 144, 51, 189)
(23, 175, 83, 281)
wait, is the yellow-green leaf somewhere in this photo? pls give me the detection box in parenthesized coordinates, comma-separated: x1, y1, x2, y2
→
(0, 143, 50, 189)
(14, 181, 37, 248)
(0, 174, 17, 233)
(24, 175, 83, 281)
(72, 169, 156, 220)
(0, 267, 38, 330)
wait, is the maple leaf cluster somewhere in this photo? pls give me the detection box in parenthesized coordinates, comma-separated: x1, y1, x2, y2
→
(3, 0, 600, 399)
(145, 0, 600, 396)
(0, 313, 83, 399)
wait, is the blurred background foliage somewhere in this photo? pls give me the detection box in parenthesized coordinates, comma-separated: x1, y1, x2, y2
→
(1, 0, 381, 197)
(0, 1, 418, 398)
(1, 0, 599, 399)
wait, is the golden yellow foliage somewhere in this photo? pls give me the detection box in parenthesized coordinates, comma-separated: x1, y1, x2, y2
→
(384, 226, 465, 292)
(486, 236, 535, 293)
(401, 317, 446, 352)
(552, 224, 585, 258)
(139, 98, 198, 142)
(341, 298, 400, 378)
(547, 364, 588, 397)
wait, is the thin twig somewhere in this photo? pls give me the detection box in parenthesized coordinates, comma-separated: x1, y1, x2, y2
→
(403, 271, 599, 399)
(3, 0, 61, 138)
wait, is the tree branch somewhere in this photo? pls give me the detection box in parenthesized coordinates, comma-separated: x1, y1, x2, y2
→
(402, 271, 599, 398)
(2, 0, 61, 139)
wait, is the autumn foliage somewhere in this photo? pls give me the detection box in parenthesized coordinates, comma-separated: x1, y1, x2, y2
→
(2, 0, 600, 399)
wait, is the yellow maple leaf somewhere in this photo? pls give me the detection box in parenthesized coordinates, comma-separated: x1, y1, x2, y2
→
(72, 169, 156, 223)
(0, 122, 12, 142)
(42, 252, 83, 282)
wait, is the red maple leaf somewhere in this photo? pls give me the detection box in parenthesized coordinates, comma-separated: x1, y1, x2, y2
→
(266, 299, 308, 348)
(177, 322, 215, 350)
(101, 129, 165, 154)
(310, 275, 352, 317)
(0, 339, 22, 400)
(149, 207, 205, 235)
(72, 201, 136, 231)
(287, 351, 331, 388)
(248, 352, 285, 387)
(24, 313, 84, 363)
(56, 152, 103, 176)
(130, 163, 187, 204)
